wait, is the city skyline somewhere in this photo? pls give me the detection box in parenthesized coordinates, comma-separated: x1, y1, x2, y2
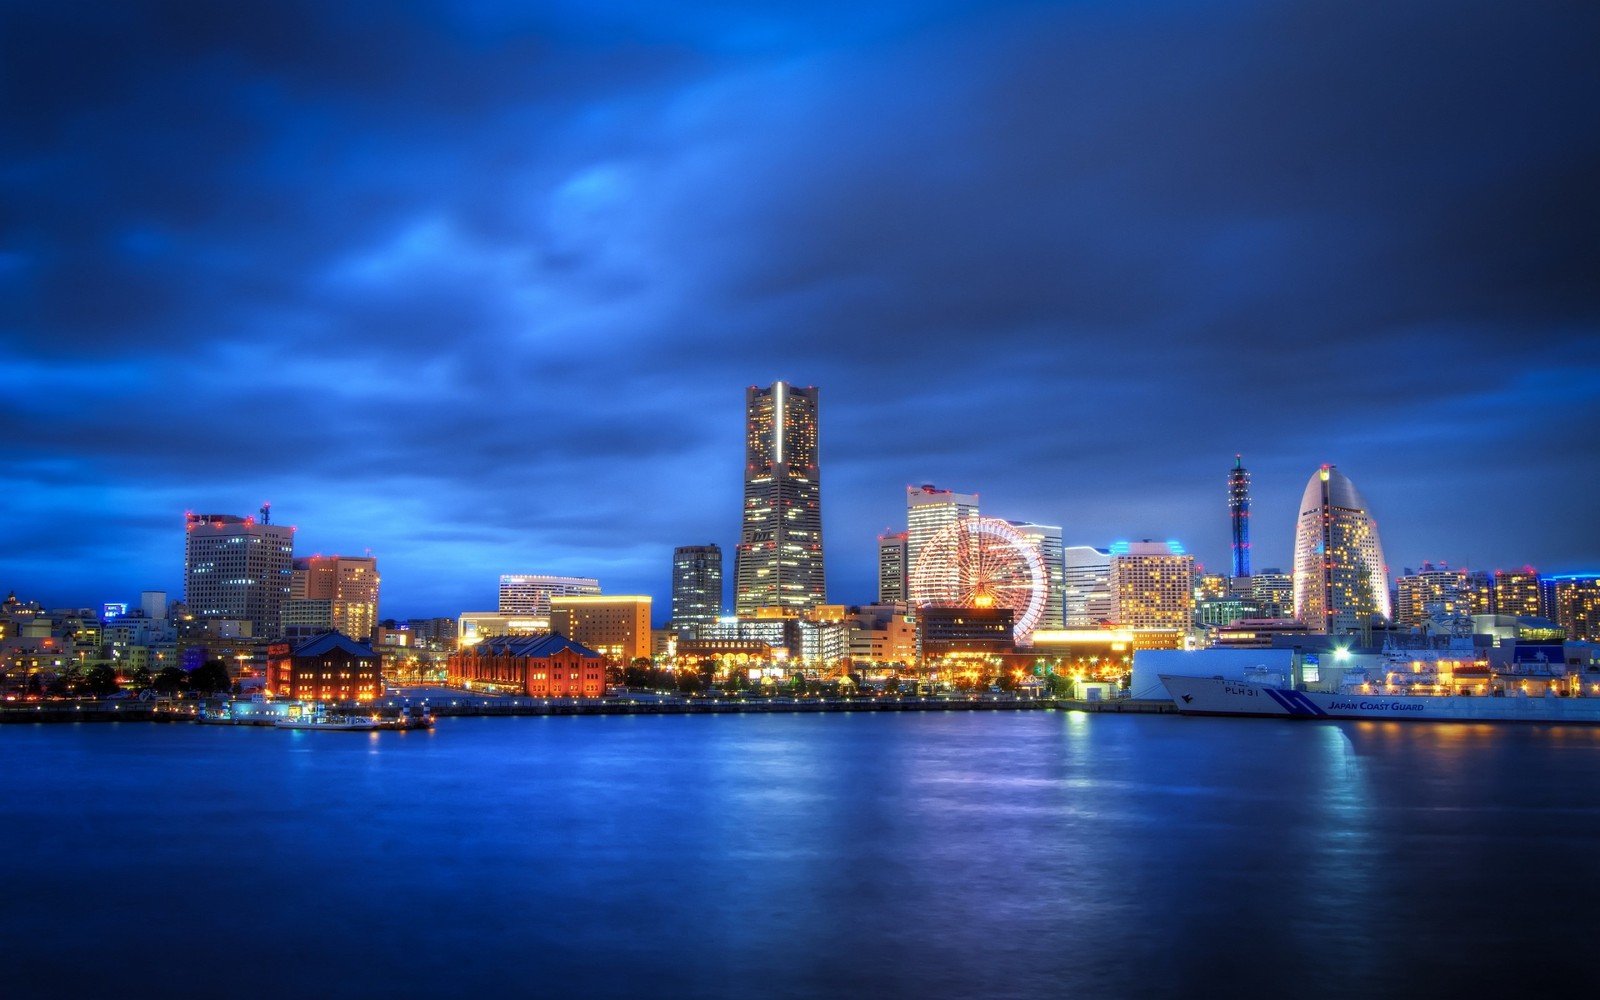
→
(4, 2, 1598, 617)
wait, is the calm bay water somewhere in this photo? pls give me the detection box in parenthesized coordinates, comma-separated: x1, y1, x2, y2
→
(3, 711, 1599, 998)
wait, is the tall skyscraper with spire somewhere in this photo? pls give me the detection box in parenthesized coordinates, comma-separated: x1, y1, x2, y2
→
(734, 382, 825, 614)
(1229, 454, 1251, 580)
(1292, 465, 1391, 634)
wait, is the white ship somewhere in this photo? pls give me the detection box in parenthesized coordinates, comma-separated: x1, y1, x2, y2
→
(1160, 673, 1600, 724)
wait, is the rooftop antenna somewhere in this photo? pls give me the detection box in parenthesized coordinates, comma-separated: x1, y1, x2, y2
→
(260, 502, 271, 524)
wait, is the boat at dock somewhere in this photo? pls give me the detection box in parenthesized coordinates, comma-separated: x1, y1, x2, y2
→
(198, 695, 433, 731)
(1160, 673, 1600, 724)
(274, 702, 434, 731)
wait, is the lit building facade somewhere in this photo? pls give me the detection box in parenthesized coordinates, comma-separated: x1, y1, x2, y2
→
(448, 633, 606, 698)
(1109, 541, 1194, 630)
(670, 545, 723, 639)
(1463, 570, 1494, 616)
(1008, 521, 1065, 631)
(457, 612, 548, 645)
(1291, 466, 1392, 633)
(1394, 564, 1474, 630)
(878, 532, 908, 605)
(734, 382, 825, 614)
(550, 595, 653, 662)
(845, 605, 917, 665)
(291, 555, 380, 640)
(919, 606, 1014, 658)
(1250, 569, 1295, 619)
(1550, 576, 1600, 643)
(498, 575, 601, 618)
(1229, 454, 1251, 579)
(267, 632, 383, 703)
(906, 485, 979, 606)
(184, 511, 295, 639)
(1494, 568, 1543, 618)
(1063, 546, 1113, 626)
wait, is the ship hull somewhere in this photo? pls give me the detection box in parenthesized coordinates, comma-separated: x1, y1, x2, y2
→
(1159, 675, 1600, 724)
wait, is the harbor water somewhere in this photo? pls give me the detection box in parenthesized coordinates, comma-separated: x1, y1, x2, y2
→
(3, 711, 1598, 997)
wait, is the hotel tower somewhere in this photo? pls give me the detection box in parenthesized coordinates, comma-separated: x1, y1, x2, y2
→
(1292, 465, 1392, 633)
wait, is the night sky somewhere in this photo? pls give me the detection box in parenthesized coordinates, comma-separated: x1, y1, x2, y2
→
(4, 1, 1598, 620)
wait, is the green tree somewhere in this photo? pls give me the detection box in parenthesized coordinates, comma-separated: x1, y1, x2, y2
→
(153, 665, 189, 696)
(83, 664, 121, 697)
(127, 666, 153, 691)
(189, 660, 232, 695)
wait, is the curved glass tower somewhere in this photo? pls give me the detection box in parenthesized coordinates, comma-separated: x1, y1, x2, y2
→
(1292, 465, 1391, 633)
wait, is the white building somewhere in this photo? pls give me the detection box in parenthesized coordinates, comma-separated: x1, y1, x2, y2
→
(498, 575, 601, 617)
(906, 484, 979, 607)
(1009, 521, 1064, 631)
(1064, 546, 1113, 626)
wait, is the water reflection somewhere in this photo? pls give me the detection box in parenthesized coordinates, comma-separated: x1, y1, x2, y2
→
(3, 714, 1600, 997)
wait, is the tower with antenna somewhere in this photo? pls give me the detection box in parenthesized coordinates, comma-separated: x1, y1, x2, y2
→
(1228, 455, 1251, 579)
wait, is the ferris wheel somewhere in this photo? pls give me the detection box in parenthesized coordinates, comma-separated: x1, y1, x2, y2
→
(908, 517, 1048, 643)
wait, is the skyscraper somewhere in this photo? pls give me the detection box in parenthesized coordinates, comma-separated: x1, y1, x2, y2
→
(1063, 546, 1113, 626)
(1229, 455, 1251, 580)
(184, 510, 295, 638)
(905, 484, 979, 606)
(671, 544, 723, 639)
(1292, 465, 1392, 633)
(1008, 521, 1065, 631)
(290, 555, 381, 640)
(877, 532, 908, 605)
(734, 382, 825, 614)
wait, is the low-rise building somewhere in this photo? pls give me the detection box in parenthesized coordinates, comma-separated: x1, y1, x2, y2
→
(448, 633, 605, 698)
(267, 633, 383, 703)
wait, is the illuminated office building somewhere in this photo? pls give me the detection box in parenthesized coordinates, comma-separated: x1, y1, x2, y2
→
(1063, 546, 1113, 626)
(1250, 569, 1295, 619)
(906, 485, 979, 607)
(184, 510, 295, 639)
(291, 555, 380, 640)
(878, 532, 908, 605)
(550, 595, 653, 662)
(498, 575, 601, 618)
(671, 545, 723, 639)
(734, 382, 825, 614)
(1008, 521, 1064, 631)
(1291, 465, 1392, 633)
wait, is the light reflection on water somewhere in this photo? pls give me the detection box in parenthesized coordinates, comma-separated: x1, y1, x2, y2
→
(3, 713, 1599, 998)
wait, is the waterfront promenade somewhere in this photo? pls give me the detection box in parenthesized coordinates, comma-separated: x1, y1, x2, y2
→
(0, 692, 1175, 723)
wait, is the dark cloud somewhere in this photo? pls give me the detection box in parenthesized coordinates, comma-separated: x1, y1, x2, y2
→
(2, 0, 1597, 615)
